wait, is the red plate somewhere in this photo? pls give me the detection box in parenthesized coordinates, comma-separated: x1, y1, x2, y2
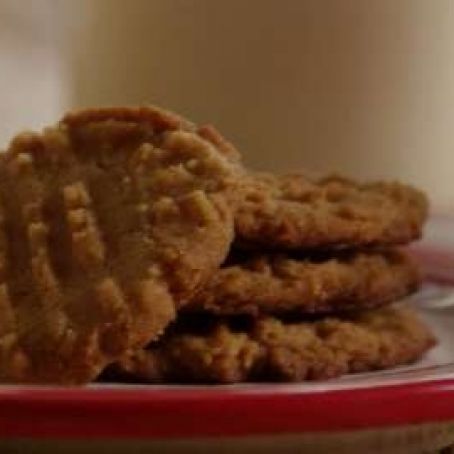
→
(0, 216, 454, 441)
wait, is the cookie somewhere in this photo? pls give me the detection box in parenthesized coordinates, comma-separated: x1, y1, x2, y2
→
(0, 106, 240, 383)
(107, 306, 436, 383)
(235, 172, 428, 250)
(187, 249, 420, 315)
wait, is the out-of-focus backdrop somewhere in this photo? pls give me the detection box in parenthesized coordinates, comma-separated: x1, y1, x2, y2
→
(1, 0, 453, 211)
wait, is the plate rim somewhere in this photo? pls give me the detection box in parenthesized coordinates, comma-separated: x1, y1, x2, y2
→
(1, 379, 454, 439)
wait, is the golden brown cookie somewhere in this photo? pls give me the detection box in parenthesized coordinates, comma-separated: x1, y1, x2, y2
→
(0, 106, 240, 383)
(235, 173, 428, 250)
(187, 249, 420, 315)
(107, 306, 436, 383)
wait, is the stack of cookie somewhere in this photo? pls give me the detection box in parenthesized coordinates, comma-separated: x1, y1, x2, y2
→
(108, 168, 436, 383)
(0, 104, 435, 385)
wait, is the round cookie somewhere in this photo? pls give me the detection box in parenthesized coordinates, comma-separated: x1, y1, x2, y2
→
(107, 306, 436, 383)
(187, 249, 421, 315)
(0, 106, 240, 383)
(235, 172, 428, 250)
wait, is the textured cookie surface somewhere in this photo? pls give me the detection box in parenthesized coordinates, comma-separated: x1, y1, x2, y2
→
(235, 173, 428, 250)
(187, 249, 420, 315)
(0, 106, 239, 383)
(108, 306, 436, 383)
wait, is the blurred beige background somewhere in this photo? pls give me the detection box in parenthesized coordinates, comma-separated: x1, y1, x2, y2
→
(1, 0, 454, 211)
(0, 0, 69, 140)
